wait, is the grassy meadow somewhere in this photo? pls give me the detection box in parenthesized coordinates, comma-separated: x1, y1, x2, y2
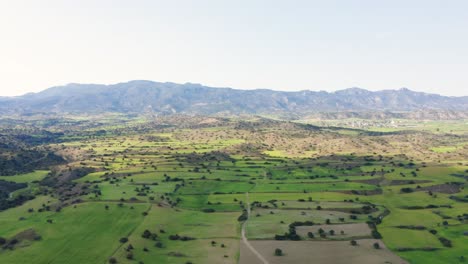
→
(0, 116, 466, 264)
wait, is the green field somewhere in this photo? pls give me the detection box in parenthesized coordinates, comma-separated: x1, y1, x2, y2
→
(0, 116, 466, 264)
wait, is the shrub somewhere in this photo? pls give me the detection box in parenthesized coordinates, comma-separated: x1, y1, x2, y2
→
(401, 187, 414, 193)
(155, 242, 163, 248)
(142, 229, 152, 239)
(439, 237, 452, 247)
(371, 230, 382, 239)
(274, 248, 283, 256)
(237, 211, 248, 221)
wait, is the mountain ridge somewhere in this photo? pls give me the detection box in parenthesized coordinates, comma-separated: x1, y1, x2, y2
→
(0, 80, 466, 116)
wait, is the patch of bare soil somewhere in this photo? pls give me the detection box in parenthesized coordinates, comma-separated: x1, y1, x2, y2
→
(389, 180, 431, 186)
(13, 228, 40, 241)
(240, 239, 409, 264)
(340, 189, 383, 195)
(2, 229, 41, 250)
(419, 183, 461, 194)
(353, 177, 384, 185)
(167, 252, 186, 257)
(296, 223, 372, 239)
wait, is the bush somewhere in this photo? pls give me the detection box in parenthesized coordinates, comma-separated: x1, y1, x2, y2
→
(237, 211, 248, 221)
(109, 257, 118, 264)
(155, 242, 163, 248)
(401, 187, 414, 193)
(119, 237, 128, 243)
(142, 229, 152, 239)
(371, 230, 382, 239)
(439, 237, 452, 248)
(274, 248, 283, 256)
(350, 240, 358, 246)
(373, 242, 380, 249)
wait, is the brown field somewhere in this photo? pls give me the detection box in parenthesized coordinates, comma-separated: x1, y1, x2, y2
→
(296, 223, 372, 239)
(239, 239, 409, 264)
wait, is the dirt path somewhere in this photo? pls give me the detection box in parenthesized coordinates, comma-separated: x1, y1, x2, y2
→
(241, 192, 269, 264)
(107, 203, 152, 260)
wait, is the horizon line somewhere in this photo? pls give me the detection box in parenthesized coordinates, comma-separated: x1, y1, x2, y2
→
(2, 79, 466, 98)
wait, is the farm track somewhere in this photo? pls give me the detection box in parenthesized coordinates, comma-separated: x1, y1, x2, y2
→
(106, 203, 152, 260)
(241, 192, 269, 264)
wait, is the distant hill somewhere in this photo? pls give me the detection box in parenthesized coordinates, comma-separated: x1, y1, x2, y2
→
(0, 80, 467, 117)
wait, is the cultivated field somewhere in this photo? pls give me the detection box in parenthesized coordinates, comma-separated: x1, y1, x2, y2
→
(0, 115, 466, 263)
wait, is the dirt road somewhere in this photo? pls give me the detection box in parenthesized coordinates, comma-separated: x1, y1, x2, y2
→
(241, 192, 269, 264)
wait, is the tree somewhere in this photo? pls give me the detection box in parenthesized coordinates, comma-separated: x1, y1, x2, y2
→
(119, 237, 128, 243)
(142, 229, 152, 239)
(307, 232, 314, 238)
(108, 257, 118, 264)
(274, 248, 283, 256)
(372, 230, 382, 239)
(373, 242, 380, 249)
(350, 240, 358, 246)
(155, 242, 163, 248)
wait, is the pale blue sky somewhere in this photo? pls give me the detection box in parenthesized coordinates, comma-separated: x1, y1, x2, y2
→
(0, 0, 467, 96)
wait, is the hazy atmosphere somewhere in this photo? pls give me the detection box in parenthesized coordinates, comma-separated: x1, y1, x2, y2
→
(1, 0, 467, 96)
(0, 2, 466, 264)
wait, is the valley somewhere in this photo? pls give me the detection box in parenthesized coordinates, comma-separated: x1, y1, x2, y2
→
(0, 115, 466, 264)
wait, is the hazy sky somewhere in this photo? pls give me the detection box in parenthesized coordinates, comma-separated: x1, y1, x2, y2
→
(0, 0, 467, 96)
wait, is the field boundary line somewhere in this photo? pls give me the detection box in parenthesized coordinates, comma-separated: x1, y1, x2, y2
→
(241, 192, 269, 264)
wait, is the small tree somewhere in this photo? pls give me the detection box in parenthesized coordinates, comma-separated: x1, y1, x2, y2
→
(108, 257, 118, 264)
(307, 232, 314, 238)
(155, 242, 163, 248)
(373, 242, 380, 249)
(350, 240, 358, 246)
(142, 229, 152, 239)
(274, 248, 283, 256)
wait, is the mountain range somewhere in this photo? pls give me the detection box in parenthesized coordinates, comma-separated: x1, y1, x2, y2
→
(0, 80, 467, 117)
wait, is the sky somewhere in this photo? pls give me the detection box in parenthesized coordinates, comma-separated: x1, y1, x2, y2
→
(0, 0, 467, 97)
